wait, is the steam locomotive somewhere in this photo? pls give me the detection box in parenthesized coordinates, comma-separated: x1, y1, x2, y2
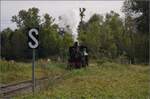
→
(68, 42, 88, 69)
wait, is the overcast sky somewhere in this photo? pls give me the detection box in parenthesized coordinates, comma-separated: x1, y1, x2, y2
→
(1, 1, 124, 39)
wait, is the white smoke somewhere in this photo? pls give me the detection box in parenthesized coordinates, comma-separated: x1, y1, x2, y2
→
(57, 9, 80, 41)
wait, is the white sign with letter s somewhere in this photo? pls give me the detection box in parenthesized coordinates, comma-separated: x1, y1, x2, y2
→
(28, 28, 39, 49)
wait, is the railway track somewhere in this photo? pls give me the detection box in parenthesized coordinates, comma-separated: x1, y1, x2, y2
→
(0, 72, 70, 98)
(0, 77, 48, 98)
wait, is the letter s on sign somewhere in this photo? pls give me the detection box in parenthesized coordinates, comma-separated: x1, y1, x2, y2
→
(28, 29, 39, 49)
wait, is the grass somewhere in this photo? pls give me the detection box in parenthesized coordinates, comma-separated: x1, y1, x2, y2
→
(0, 60, 150, 99)
(0, 60, 49, 84)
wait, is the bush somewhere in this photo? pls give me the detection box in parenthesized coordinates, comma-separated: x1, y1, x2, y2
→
(96, 57, 112, 65)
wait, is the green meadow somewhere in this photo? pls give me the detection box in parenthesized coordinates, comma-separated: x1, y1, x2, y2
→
(0, 60, 149, 99)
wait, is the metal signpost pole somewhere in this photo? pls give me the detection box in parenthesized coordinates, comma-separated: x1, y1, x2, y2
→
(28, 28, 39, 95)
(32, 48, 35, 94)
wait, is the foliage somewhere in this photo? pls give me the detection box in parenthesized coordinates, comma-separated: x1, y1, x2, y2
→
(122, 0, 149, 33)
(78, 12, 123, 59)
(11, 7, 40, 29)
(78, 8, 149, 64)
(1, 2, 149, 64)
(122, 0, 149, 64)
(1, 7, 73, 60)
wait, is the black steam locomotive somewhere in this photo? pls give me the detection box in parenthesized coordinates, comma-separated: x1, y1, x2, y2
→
(68, 42, 88, 69)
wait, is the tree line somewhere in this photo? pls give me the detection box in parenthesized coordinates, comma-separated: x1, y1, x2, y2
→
(1, 8, 73, 61)
(1, 0, 149, 64)
(78, 0, 149, 64)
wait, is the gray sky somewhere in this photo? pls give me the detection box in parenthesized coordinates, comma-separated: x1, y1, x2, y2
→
(1, 1, 124, 40)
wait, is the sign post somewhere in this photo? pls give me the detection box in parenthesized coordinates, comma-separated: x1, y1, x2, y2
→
(32, 49, 35, 93)
(28, 28, 39, 94)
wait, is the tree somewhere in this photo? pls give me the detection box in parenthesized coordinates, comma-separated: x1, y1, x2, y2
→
(10, 7, 41, 59)
(1, 28, 13, 59)
(1, 7, 73, 61)
(123, 0, 149, 64)
(39, 13, 73, 59)
(10, 29, 27, 59)
(1, 28, 28, 60)
(104, 11, 124, 58)
(78, 12, 122, 59)
(11, 7, 41, 29)
(122, 0, 149, 34)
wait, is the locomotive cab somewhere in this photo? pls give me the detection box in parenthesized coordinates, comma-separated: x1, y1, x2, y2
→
(68, 42, 88, 69)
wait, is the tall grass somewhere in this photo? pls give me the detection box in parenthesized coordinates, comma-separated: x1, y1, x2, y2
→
(13, 61, 150, 99)
(0, 60, 51, 84)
